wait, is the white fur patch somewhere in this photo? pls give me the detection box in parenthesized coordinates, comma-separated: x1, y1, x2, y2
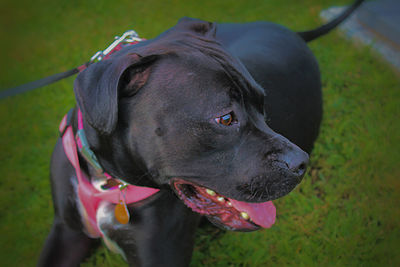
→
(96, 201, 127, 260)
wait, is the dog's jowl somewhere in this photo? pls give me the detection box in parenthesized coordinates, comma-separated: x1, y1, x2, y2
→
(38, 1, 364, 266)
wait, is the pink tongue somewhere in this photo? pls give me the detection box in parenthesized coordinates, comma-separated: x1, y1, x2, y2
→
(229, 199, 276, 228)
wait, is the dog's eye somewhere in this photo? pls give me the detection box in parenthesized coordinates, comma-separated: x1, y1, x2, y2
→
(215, 112, 236, 126)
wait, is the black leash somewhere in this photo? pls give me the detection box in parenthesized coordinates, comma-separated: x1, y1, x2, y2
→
(0, 30, 142, 100)
(0, 65, 87, 100)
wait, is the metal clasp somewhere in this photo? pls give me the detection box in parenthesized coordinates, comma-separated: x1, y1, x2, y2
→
(118, 183, 129, 190)
(90, 30, 142, 63)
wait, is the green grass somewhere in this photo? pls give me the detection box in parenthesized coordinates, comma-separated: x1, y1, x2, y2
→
(1, 0, 399, 266)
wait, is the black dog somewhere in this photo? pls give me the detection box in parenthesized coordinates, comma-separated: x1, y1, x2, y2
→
(38, 1, 363, 266)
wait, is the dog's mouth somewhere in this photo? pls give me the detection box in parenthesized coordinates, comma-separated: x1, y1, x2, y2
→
(172, 178, 275, 231)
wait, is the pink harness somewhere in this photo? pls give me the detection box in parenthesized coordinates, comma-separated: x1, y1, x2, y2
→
(60, 110, 159, 237)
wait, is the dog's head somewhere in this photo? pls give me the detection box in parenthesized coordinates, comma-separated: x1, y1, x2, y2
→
(74, 18, 308, 231)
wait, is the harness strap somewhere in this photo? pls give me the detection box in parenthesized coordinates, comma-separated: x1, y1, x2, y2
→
(51, 30, 158, 237)
(59, 111, 159, 237)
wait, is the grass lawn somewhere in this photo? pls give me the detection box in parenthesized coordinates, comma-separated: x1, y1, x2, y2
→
(1, 0, 399, 266)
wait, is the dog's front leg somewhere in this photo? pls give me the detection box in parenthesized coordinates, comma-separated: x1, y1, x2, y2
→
(98, 189, 201, 267)
(37, 217, 99, 267)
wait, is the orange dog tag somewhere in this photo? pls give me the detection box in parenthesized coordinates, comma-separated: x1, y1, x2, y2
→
(115, 201, 130, 224)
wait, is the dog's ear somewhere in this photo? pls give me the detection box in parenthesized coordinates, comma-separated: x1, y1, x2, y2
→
(74, 54, 156, 135)
(176, 17, 216, 38)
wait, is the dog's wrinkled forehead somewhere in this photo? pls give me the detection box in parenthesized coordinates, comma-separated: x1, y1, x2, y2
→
(129, 17, 265, 105)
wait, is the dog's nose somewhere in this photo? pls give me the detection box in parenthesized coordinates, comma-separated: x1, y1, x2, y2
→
(284, 149, 309, 179)
(281, 149, 309, 180)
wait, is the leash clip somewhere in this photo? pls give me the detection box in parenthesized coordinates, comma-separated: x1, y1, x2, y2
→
(90, 30, 142, 63)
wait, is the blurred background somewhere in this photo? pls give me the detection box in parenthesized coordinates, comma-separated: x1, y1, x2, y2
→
(0, 0, 399, 266)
